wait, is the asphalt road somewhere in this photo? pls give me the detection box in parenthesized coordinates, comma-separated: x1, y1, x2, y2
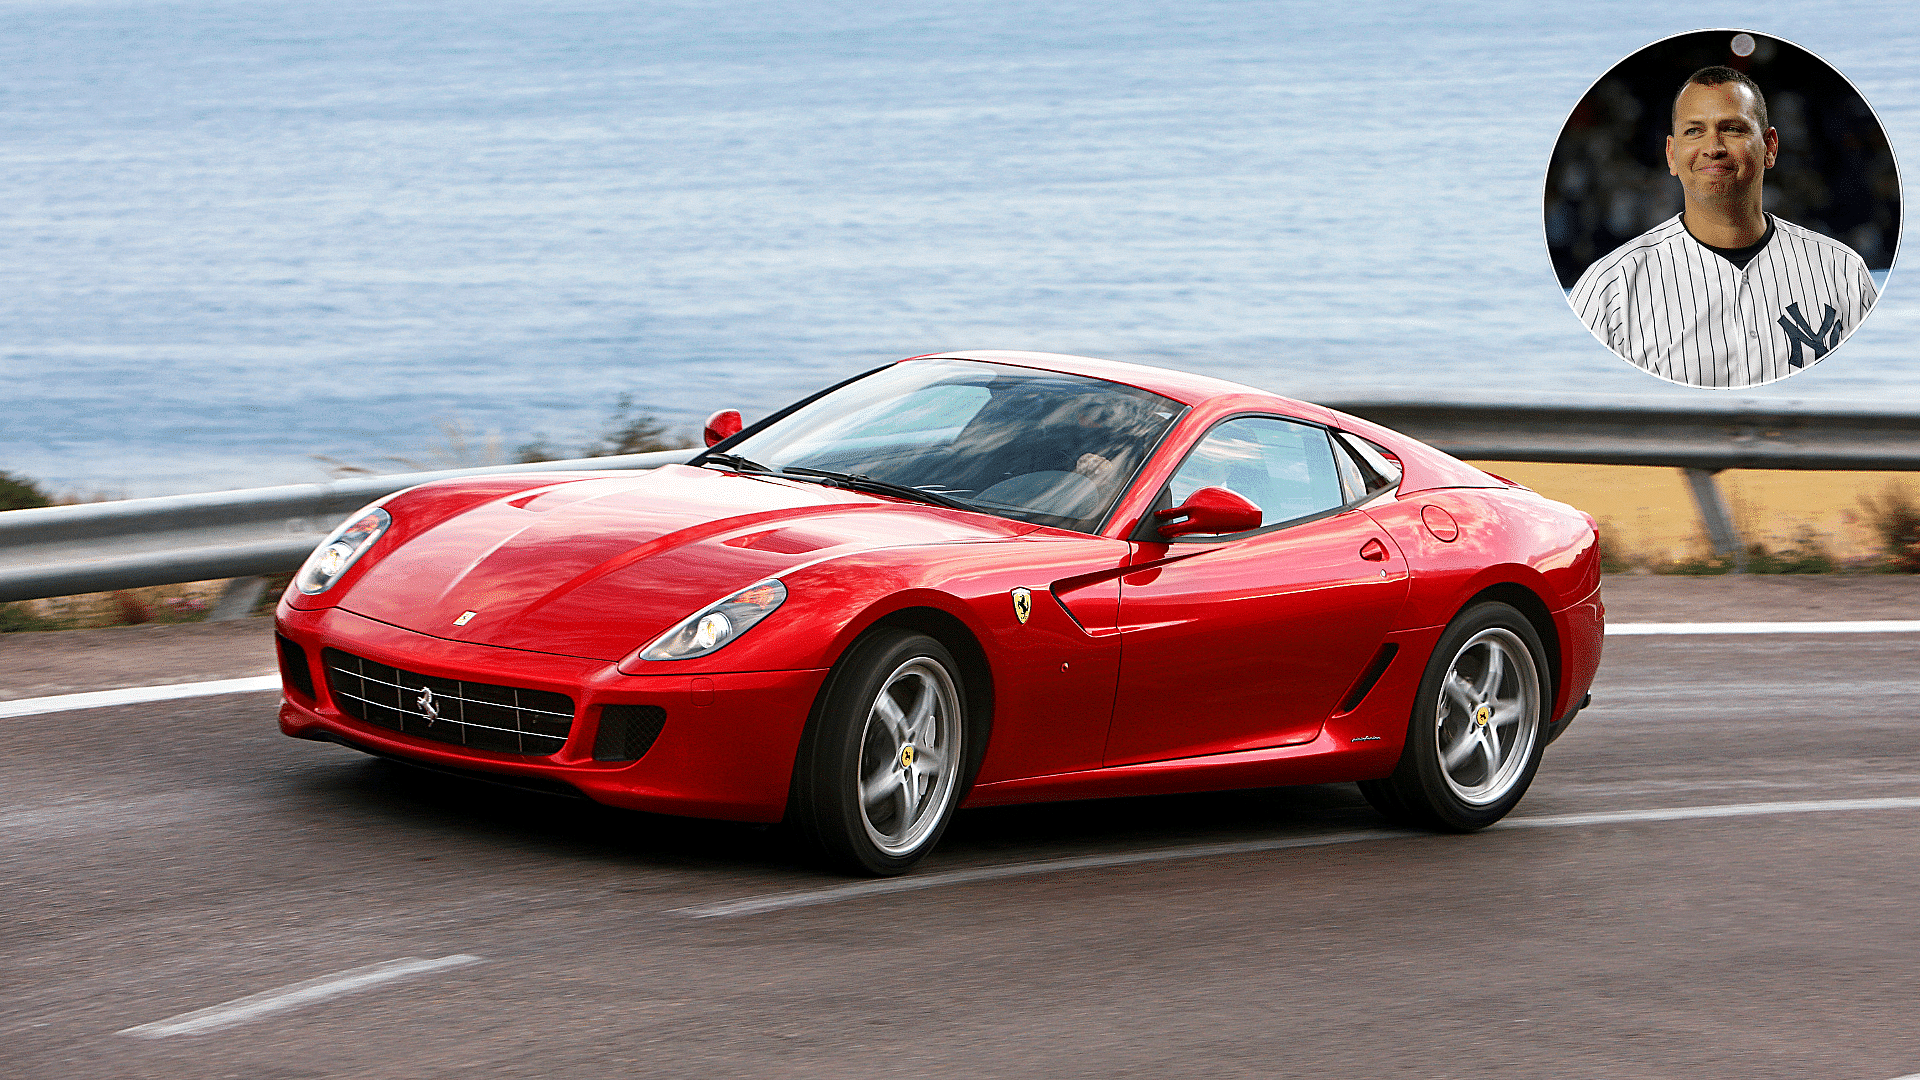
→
(5, 630, 1920, 1078)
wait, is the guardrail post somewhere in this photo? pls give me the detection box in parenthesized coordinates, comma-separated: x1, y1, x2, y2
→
(207, 577, 269, 622)
(1682, 468, 1746, 572)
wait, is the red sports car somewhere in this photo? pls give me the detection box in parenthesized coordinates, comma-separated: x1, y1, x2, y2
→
(275, 352, 1603, 874)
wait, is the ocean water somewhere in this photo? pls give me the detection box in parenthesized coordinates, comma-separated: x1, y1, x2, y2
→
(4, 1, 1917, 497)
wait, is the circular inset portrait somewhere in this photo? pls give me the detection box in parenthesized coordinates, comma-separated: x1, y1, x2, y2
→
(1546, 30, 1899, 389)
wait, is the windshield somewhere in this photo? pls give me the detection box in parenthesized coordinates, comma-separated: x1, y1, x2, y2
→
(707, 359, 1186, 532)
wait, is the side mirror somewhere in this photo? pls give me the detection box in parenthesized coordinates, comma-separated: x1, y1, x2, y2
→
(703, 409, 744, 447)
(1155, 486, 1262, 538)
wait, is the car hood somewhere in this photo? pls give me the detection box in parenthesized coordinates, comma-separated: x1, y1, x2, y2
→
(338, 464, 1037, 661)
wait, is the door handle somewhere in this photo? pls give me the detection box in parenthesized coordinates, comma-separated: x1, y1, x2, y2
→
(1359, 538, 1390, 562)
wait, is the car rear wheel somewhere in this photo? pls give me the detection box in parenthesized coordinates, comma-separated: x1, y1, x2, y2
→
(1359, 601, 1547, 831)
(789, 629, 967, 875)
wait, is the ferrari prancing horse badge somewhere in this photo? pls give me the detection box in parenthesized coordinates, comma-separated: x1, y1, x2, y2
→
(1011, 587, 1032, 624)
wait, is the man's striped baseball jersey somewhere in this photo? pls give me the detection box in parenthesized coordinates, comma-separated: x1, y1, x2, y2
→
(1569, 213, 1877, 388)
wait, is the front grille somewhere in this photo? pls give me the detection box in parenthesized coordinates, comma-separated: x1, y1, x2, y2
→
(594, 704, 667, 762)
(321, 648, 575, 756)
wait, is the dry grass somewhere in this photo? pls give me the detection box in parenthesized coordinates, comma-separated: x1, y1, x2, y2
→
(6, 464, 1913, 633)
(2, 579, 240, 632)
(1467, 463, 1914, 572)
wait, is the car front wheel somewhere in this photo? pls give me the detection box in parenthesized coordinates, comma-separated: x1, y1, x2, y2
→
(789, 629, 968, 875)
(1359, 601, 1548, 831)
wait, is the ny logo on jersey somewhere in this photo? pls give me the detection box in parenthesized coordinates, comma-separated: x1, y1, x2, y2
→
(1776, 302, 1843, 368)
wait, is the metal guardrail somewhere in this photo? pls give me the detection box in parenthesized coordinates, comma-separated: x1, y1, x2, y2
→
(0, 449, 696, 604)
(1330, 396, 1920, 569)
(3, 399, 1917, 604)
(1317, 396, 1920, 472)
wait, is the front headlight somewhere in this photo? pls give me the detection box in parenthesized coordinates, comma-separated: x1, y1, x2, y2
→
(641, 579, 787, 660)
(295, 506, 392, 595)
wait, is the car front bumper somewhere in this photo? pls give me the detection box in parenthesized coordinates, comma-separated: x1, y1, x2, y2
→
(275, 603, 828, 823)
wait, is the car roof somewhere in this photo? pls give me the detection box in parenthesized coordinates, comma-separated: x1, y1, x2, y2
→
(899, 350, 1502, 496)
(900, 350, 1278, 408)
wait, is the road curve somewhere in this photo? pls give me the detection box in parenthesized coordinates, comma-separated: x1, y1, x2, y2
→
(3, 630, 1919, 1079)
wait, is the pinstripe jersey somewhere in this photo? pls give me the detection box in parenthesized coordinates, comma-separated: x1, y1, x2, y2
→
(1568, 214, 1878, 388)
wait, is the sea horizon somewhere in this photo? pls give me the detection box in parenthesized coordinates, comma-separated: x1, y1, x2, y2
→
(4, 1, 1916, 499)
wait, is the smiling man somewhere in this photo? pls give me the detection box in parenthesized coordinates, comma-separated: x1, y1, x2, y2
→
(1569, 66, 1878, 388)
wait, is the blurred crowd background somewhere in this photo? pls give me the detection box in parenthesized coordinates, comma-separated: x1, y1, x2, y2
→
(1546, 30, 1900, 288)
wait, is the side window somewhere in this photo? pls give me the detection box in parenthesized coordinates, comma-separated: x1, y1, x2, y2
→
(1167, 417, 1346, 528)
(1332, 441, 1368, 502)
(1333, 432, 1404, 496)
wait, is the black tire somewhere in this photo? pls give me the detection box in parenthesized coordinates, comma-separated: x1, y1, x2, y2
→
(788, 629, 969, 876)
(1359, 601, 1549, 831)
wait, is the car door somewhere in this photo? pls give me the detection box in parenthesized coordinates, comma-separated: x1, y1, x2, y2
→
(1103, 416, 1410, 766)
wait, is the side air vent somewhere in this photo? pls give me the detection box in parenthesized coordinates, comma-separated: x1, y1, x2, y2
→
(1336, 644, 1400, 715)
(277, 634, 316, 700)
(594, 704, 668, 762)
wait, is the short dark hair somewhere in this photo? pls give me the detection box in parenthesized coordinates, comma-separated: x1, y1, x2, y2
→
(1672, 66, 1769, 132)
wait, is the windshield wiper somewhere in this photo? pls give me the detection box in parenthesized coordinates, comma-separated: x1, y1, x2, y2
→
(700, 452, 774, 474)
(778, 466, 975, 512)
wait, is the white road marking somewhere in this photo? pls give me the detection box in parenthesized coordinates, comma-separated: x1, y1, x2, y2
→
(1610, 621, 1920, 635)
(119, 955, 482, 1038)
(6, 618, 1912, 717)
(1503, 797, 1920, 828)
(677, 830, 1413, 919)
(0, 675, 279, 719)
(3, 618, 1911, 717)
(677, 796, 1920, 919)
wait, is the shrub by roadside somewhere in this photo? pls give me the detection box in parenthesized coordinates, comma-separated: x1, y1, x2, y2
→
(1573, 519, 1900, 577)
(0, 603, 60, 632)
(1859, 484, 1920, 573)
(513, 395, 694, 463)
(1, 470, 52, 511)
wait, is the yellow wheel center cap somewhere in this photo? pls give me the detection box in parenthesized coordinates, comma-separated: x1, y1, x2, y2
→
(1474, 705, 1492, 727)
(900, 745, 916, 768)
